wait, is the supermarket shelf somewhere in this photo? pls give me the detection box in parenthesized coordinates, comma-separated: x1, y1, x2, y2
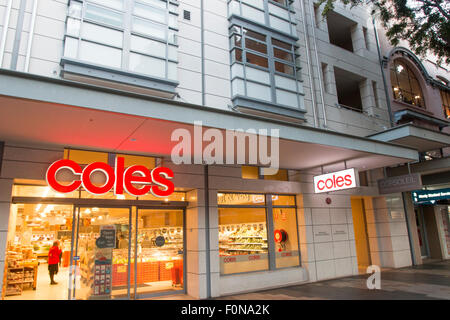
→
(229, 236, 264, 239)
(226, 249, 267, 252)
(230, 242, 266, 245)
(7, 280, 34, 285)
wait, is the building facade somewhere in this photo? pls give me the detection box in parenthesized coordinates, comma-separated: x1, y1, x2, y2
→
(369, 31, 450, 265)
(0, 0, 446, 300)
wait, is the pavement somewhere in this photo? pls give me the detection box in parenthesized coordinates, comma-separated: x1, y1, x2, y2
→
(215, 260, 450, 300)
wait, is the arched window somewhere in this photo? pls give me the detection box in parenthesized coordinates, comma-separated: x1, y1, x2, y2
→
(390, 59, 425, 108)
(441, 90, 450, 119)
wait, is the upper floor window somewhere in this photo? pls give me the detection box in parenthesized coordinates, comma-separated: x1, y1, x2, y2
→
(440, 89, 450, 119)
(230, 25, 304, 110)
(390, 59, 425, 108)
(64, 0, 178, 81)
(228, 0, 297, 37)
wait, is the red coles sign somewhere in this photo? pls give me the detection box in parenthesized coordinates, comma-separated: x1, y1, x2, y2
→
(313, 168, 358, 193)
(46, 157, 175, 197)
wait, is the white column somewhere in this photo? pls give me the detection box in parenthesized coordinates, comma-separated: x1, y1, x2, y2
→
(0, 178, 13, 298)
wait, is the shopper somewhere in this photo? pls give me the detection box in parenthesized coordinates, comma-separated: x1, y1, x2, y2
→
(48, 241, 62, 285)
(118, 235, 128, 249)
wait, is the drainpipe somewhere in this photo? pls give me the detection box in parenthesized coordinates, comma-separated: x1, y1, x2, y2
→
(372, 17, 394, 128)
(0, 0, 13, 67)
(25, 0, 38, 72)
(308, 0, 327, 128)
(201, 0, 205, 106)
(299, 0, 319, 128)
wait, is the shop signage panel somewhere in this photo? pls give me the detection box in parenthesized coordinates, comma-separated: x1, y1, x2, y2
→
(313, 168, 359, 193)
(96, 225, 116, 249)
(377, 173, 422, 194)
(412, 188, 450, 204)
(45, 156, 175, 197)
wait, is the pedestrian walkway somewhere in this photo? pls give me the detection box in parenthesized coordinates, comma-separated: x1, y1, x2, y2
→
(216, 260, 450, 300)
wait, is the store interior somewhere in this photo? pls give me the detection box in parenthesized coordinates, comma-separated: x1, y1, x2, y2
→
(2, 200, 184, 300)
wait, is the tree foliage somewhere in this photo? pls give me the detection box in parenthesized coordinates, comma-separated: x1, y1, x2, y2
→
(318, 0, 450, 65)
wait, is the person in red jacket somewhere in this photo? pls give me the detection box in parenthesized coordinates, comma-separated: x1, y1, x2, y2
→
(48, 241, 62, 285)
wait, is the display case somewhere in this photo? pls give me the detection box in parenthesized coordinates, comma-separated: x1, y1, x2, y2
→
(219, 223, 268, 255)
(4, 248, 39, 296)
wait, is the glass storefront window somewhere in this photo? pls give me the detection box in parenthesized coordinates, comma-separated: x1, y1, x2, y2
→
(218, 207, 269, 274)
(218, 193, 299, 275)
(218, 193, 265, 206)
(273, 208, 299, 268)
(271, 195, 295, 206)
(12, 185, 79, 198)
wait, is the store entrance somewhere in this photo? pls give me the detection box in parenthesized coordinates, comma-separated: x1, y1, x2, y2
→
(69, 206, 185, 300)
(70, 206, 132, 300)
(132, 208, 184, 298)
(5, 195, 187, 300)
(415, 207, 430, 259)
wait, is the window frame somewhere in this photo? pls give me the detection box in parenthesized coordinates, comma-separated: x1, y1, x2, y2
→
(390, 59, 426, 109)
(229, 23, 303, 109)
(218, 192, 301, 275)
(228, 0, 297, 36)
(63, 0, 179, 82)
(440, 89, 450, 119)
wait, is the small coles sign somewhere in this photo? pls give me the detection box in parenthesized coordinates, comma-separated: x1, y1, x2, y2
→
(313, 168, 359, 193)
(46, 156, 174, 197)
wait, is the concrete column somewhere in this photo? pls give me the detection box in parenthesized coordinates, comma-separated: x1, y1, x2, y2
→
(185, 189, 208, 299)
(0, 178, 13, 298)
(322, 64, 336, 96)
(435, 206, 450, 260)
(359, 78, 376, 115)
(208, 187, 220, 298)
(365, 194, 412, 269)
(351, 24, 366, 55)
(402, 192, 423, 265)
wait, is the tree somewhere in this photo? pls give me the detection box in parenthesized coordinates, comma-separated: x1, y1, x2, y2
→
(318, 0, 450, 65)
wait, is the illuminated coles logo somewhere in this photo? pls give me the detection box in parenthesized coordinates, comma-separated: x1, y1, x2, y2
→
(313, 168, 359, 193)
(46, 157, 174, 197)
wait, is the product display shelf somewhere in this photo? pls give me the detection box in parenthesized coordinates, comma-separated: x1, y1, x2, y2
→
(5, 267, 24, 296)
(80, 254, 94, 288)
(220, 225, 269, 255)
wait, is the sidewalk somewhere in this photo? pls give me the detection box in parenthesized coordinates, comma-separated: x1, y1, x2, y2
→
(216, 260, 450, 300)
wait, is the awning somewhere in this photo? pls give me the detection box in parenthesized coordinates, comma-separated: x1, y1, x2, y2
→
(0, 69, 418, 172)
(368, 124, 450, 152)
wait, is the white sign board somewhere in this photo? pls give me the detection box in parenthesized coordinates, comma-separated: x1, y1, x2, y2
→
(313, 168, 359, 193)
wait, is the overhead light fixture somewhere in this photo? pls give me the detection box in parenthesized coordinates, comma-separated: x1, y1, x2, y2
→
(393, 87, 399, 91)
(116, 194, 126, 200)
(84, 208, 91, 214)
(92, 207, 99, 212)
(396, 65, 404, 73)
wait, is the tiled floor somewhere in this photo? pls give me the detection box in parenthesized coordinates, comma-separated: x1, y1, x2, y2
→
(216, 260, 450, 300)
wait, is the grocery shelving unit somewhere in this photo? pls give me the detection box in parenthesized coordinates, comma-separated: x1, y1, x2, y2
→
(5, 265, 37, 296)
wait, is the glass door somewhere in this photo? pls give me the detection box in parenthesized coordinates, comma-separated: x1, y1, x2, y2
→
(415, 207, 430, 258)
(133, 208, 185, 298)
(69, 206, 132, 300)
